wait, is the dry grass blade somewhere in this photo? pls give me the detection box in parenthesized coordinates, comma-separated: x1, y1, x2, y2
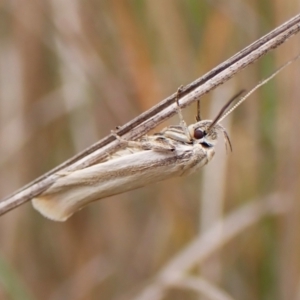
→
(133, 194, 291, 300)
(169, 276, 236, 300)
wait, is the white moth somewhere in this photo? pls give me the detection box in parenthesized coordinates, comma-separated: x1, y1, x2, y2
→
(32, 92, 240, 221)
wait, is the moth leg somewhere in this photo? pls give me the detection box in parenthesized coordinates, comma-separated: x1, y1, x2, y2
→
(143, 136, 175, 152)
(111, 131, 175, 152)
(55, 170, 73, 177)
(111, 130, 144, 149)
(196, 99, 201, 122)
(175, 86, 192, 140)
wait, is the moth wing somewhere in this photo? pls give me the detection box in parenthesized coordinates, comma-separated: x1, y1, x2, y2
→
(32, 147, 195, 221)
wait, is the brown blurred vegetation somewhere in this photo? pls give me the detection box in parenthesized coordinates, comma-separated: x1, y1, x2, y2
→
(0, 1, 300, 300)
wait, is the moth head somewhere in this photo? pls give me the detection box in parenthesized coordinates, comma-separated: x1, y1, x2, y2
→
(188, 90, 245, 150)
(188, 121, 230, 150)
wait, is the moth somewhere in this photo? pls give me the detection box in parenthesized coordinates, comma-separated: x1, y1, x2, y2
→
(32, 91, 243, 221)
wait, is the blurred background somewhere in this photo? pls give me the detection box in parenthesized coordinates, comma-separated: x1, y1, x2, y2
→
(0, 1, 300, 300)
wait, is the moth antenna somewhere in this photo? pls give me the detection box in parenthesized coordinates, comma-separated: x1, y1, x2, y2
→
(218, 52, 300, 123)
(207, 90, 245, 132)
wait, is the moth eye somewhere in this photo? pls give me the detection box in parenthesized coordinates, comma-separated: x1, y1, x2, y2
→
(194, 128, 205, 139)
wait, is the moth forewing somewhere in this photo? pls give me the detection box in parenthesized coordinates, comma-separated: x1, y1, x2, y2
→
(32, 142, 212, 221)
